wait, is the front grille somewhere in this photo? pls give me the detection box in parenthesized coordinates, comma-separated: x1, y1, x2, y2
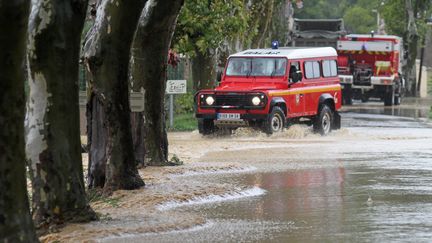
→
(215, 94, 252, 106)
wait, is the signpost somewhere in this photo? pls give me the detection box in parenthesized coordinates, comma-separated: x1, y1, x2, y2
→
(166, 80, 187, 127)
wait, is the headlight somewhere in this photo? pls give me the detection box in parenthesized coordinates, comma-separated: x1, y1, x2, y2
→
(205, 96, 215, 106)
(252, 96, 261, 106)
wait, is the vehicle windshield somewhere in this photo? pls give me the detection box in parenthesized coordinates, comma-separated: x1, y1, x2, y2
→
(225, 57, 287, 77)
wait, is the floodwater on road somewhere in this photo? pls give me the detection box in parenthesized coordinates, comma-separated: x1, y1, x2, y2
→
(103, 99, 432, 243)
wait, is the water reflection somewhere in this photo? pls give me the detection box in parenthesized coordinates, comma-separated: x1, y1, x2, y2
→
(248, 167, 346, 217)
(342, 98, 431, 119)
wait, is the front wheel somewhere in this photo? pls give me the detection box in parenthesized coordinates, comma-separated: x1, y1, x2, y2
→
(313, 104, 333, 136)
(198, 118, 215, 135)
(384, 86, 394, 106)
(263, 106, 285, 135)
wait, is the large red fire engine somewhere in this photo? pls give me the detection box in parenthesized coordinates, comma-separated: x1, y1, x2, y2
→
(195, 45, 342, 135)
(337, 34, 405, 106)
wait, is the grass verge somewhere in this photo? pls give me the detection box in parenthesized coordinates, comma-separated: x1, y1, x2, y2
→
(169, 113, 197, 131)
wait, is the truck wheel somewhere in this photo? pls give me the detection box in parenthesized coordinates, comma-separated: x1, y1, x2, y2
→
(384, 88, 394, 106)
(394, 95, 401, 106)
(198, 118, 215, 135)
(394, 82, 401, 106)
(313, 104, 333, 136)
(263, 106, 285, 135)
(342, 87, 353, 105)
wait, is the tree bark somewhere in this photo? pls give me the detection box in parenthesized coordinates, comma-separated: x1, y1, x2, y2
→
(0, 1, 39, 242)
(130, 112, 145, 166)
(25, 0, 97, 231)
(404, 0, 419, 96)
(83, 0, 146, 191)
(130, 0, 184, 166)
(192, 49, 217, 90)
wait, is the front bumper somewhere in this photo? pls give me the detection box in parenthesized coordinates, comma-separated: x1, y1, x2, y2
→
(196, 113, 268, 120)
(340, 75, 395, 89)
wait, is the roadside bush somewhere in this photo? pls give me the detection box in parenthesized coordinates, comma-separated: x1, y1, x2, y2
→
(175, 92, 194, 114)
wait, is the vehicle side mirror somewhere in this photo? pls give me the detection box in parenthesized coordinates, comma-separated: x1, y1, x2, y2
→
(216, 71, 222, 83)
(291, 71, 303, 83)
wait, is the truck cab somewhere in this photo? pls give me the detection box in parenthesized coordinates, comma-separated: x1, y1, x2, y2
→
(337, 34, 404, 106)
(195, 47, 342, 135)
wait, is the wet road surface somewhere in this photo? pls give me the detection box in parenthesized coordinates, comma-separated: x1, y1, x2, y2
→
(107, 99, 432, 243)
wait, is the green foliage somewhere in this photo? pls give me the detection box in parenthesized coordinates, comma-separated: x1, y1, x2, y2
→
(175, 92, 194, 114)
(296, 0, 349, 19)
(380, 0, 406, 36)
(344, 6, 376, 33)
(381, 0, 432, 38)
(171, 113, 197, 131)
(173, 0, 248, 56)
(295, 0, 381, 34)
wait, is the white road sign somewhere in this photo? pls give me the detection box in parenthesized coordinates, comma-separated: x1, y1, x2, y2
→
(166, 80, 187, 94)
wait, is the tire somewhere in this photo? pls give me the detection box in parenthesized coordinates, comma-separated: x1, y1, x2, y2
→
(384, 87, 394, 106)
(342, 87, 353, 105)
(263, 106, 285, 135)
(394, 95, 401, 106)
(313, 104, 333, 136)
(198, 118, 215, 135)
(394, 80, 401, 106)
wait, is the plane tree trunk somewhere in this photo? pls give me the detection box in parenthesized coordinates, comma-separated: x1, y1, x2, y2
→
(130, 0, 184, 166)
(26, 0, 97, 231)
(404, 0, 419, 96)
(0, 1, 38, 241)
(83, 0, 146, 191)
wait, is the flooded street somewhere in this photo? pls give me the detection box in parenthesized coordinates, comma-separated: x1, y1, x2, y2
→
(44, 99, 432, 242)
(109, 99, 432, 243)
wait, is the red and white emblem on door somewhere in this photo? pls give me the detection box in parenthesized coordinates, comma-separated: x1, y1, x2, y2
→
(295, 94, 300, 105)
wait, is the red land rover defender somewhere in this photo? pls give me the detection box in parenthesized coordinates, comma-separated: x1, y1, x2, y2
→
(195, 47, 342, 135)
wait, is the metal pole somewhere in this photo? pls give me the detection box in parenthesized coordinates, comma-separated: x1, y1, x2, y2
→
(169, 94, 174, 128)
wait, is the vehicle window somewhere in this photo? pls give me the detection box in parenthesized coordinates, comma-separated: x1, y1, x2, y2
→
(330, 60, 337, 76)
(304, 61, 320, 79)
(289, 61, 300, 82)
(274, 58, 287, 76)
(313, 62, 321, 78)
(225, 58, 251, 76)
(322, 60, 338, 77)
(226, 57, 287, 77)
(304, 62, 313, 79)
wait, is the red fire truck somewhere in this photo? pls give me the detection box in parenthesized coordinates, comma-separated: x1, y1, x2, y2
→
(337, 34, 405, 106)
(195, 46, 342, 135)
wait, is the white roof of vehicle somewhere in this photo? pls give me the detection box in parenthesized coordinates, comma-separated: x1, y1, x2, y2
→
(346, 34, 402, 41)
(230, 47, 337, 60)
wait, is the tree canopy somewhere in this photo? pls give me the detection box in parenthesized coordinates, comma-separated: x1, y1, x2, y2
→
(173, 0, 248, 57)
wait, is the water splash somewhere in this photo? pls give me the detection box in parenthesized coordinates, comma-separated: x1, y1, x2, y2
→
(157, 187, 266, 211)
(170, 166, 257, 178)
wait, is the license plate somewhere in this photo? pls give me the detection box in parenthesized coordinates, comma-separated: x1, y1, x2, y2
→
(217, 113, 241, 120)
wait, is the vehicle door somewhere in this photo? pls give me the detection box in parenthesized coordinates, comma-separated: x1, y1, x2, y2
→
(287, 61, 305, 116)
(303, 60, 323, 114)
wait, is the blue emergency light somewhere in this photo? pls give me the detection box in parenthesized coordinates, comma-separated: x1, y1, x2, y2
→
(271, 41, 279, 49)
